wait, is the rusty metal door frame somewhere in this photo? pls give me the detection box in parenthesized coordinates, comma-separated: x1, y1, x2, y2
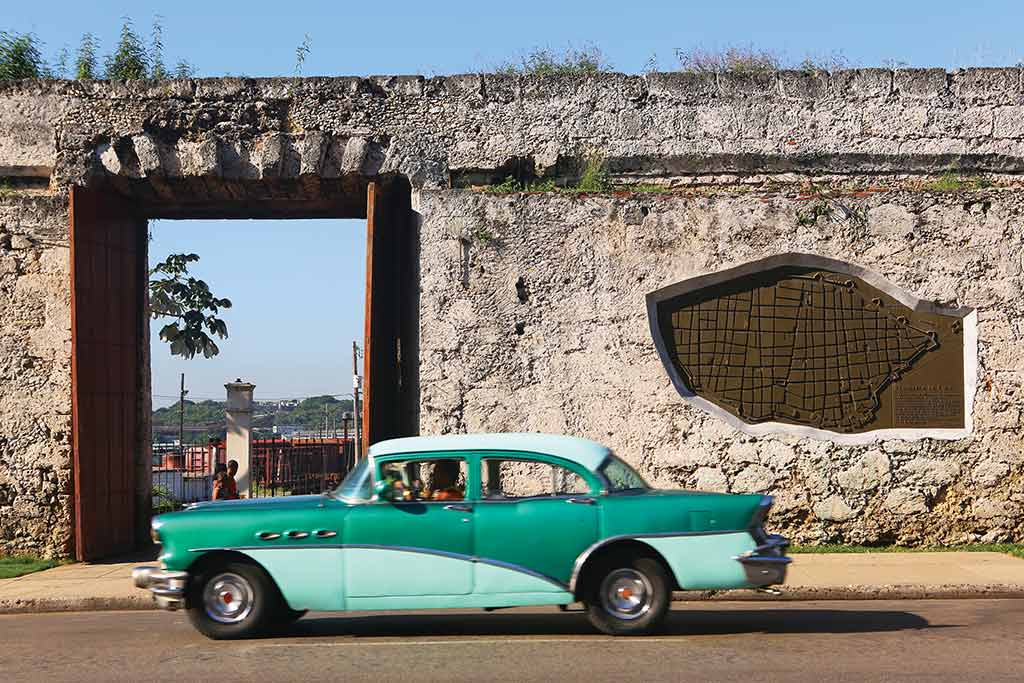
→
(70, 185, 146, 561)
(363, 179, 418, 453)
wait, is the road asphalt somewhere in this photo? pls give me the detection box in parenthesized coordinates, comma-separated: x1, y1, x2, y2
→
(1, 600, 1022, 681)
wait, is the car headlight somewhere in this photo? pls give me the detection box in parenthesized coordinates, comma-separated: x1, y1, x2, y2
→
(150, 526, 162, 545)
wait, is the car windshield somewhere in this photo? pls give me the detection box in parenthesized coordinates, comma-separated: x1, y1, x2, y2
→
(331, 458, 371, 502)
(599, 455, 650, 493)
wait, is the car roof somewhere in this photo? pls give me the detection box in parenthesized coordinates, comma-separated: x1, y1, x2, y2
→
(368, 433, 612, 472)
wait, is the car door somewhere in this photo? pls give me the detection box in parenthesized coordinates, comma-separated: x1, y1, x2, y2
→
(472, 453, 600, 593)
(342, 454, 475, 598)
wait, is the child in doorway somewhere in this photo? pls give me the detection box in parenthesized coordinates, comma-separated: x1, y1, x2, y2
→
(224, 460, 240, 499)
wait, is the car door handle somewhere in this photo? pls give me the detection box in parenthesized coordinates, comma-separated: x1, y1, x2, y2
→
(566, 497, 596, 505)
(444, 504, 473, 513)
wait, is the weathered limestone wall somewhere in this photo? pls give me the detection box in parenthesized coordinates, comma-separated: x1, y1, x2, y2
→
(4, 68, 1024, 189)
(0, 195, 72, 557)
(417, 189, 1023, 544)
(2, 69, 1024, 554)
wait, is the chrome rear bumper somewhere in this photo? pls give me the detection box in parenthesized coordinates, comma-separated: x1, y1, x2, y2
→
(736, 533, 791, 587)
(132, 566, 189, 610)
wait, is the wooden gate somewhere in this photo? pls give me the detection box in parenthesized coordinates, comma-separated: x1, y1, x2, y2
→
(363, 179, 418, 451)
(70, 186, 145, 560)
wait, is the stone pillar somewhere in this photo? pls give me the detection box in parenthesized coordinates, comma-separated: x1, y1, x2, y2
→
(225, 379, 255, 497)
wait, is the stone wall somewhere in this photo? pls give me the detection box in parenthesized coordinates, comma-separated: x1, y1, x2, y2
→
(0, 195, 72, 557)
(2, 70, 1024, 555)
(417, 188, 1023, 544)
(5, 68, 1024, 190)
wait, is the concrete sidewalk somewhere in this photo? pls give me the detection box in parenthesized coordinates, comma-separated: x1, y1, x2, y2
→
(1, 552, 1023, 614)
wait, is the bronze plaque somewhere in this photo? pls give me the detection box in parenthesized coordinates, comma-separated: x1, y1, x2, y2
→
(647, 257, 967, 435)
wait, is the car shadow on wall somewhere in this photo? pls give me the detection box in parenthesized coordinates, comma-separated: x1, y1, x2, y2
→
(278, 606, 939, 639)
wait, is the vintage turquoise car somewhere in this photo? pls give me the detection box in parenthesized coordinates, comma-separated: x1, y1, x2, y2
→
(133, 433, 790, 638)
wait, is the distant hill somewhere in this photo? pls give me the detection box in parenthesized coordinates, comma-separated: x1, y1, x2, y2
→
(153, 395, 355, 442)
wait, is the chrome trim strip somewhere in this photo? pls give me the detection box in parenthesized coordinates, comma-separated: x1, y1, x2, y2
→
(474, 494, 598, 505)
(469, 556, 568, 591)
(187, 544, 569, 591)
(568, 530, 741, 594)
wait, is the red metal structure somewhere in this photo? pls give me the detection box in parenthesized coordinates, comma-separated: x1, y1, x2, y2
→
(70, 186, 145, 560)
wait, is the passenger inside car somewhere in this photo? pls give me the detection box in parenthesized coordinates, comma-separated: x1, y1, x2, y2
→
(426, 460, 464, 501)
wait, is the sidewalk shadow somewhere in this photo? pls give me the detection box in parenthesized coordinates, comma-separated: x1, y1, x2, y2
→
(83, 545, 160, 565)
(280, 607, 939, 639)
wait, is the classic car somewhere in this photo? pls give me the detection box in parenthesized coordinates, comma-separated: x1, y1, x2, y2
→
(133, 433, 790, 638)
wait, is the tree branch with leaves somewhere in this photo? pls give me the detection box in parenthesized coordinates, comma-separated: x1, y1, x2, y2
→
(149, 253, 232, 359)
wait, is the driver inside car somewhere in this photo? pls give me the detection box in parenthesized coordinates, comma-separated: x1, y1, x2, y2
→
(426, 460, 464, 501)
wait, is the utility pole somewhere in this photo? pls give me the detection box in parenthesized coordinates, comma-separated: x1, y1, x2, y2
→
(178, 373, 188, 458)
(352, 341, 362, 459)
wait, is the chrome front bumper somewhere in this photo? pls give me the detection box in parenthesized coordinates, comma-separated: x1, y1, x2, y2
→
(736, 534, 791, 587)
(132, 566, 189, 610)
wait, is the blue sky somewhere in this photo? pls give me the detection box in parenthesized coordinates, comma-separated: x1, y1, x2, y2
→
(9, 1, 1024, 405)
(6, 1, 1024, 76)
(149, 220, 366, 407)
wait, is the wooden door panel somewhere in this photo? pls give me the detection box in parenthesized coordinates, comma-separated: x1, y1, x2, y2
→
(71, 186, 143, 560)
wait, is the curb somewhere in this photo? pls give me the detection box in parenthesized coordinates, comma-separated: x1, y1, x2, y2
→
(0, 595, 154, 615)
(3, 585, 1024, 615)
(678, 584, 1024, 601)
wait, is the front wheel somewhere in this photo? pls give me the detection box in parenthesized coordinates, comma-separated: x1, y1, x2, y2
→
(187, 561, 276, 639)
(585, 556, 670, 636)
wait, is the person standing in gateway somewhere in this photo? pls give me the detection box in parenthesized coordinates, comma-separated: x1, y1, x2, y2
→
(225, 460, 240, 499)
(212, 460, 241, 500)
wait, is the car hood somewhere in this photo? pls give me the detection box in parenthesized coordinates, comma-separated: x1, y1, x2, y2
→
(181, 494, 326, 513)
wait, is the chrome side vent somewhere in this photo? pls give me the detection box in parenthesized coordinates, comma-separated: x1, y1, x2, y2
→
(286, 530, 310, 539)
(257, 531, 281, 541)
(314, 529, 337, 538)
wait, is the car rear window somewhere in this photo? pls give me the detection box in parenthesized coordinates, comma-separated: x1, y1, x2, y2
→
(599, 455, 649, 493)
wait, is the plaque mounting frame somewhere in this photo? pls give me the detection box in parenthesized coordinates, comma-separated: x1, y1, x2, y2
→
(646, 253, 977, 444)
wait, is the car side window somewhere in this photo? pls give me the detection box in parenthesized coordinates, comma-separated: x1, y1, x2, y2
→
(481, 458, 589, 500)
(377, 457, 468, 502)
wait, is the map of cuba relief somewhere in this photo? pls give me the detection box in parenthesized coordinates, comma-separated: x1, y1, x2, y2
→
(647, 257, 968, 436)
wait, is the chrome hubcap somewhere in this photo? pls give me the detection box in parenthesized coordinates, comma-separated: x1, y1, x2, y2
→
(203, 572, 254, 624)
(600, 568, 653, 620)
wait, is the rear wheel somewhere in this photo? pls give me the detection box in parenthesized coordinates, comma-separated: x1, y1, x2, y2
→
(585, 556, 670, 636)
(187, 561, 276, 639)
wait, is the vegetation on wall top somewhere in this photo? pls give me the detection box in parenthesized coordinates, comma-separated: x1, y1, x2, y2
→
(0, 17, 195, 80)
(494, 44, 611, 76)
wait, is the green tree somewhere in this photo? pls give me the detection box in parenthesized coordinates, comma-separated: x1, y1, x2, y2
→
(75, 33, 99, 79)
(52, 46, 69, 78)
(149, 253, 233, 359)
(105, 19, 149, 80)
(149, 16, 167, 80)
(173, 59, 195, 78)
(0, 32, 46, 79)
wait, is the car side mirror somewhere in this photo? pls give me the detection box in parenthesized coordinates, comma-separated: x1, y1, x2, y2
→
(374, 479, 401, 502)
